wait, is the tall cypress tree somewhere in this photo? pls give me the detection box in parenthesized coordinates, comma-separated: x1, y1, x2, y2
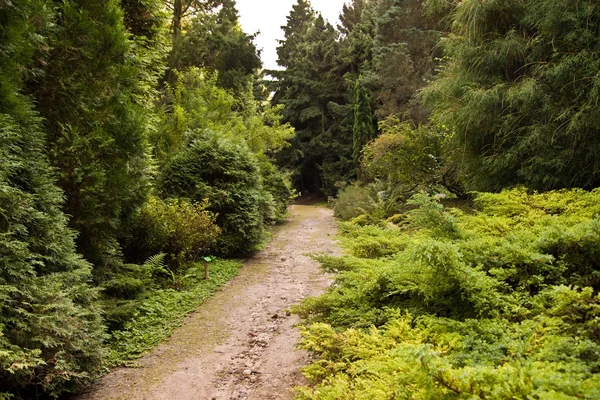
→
(337, 0, 376, 80)
(367, 0, 443, 121)
(352, 77, 377, 167)
(0, 1, 105, 396)
(275, 0, 315, 69)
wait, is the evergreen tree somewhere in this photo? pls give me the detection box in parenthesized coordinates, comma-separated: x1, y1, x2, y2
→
(168, 0, 261, 94)
(120, 0, 171, 103)
(26, 0, 153, 273)
(367, 0, 443, 121)
(352, 77, 377, 168)
(423, 0, 600, 191)
(337, 0, 376, 80)
(273, 10, 352, 195)
(0, 1, 105, 396)
(275, 0, 315, 69)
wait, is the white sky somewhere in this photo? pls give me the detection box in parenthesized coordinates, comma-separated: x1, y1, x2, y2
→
(235, 0, 348, 70)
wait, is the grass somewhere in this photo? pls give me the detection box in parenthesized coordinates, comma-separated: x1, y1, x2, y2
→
(106, 259, 242, 367)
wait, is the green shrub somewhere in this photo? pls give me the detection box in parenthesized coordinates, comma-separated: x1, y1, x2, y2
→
(0, 5, 106, 393)
(339, 223, 407, 258)
(259, 159, 296, 223)
(360, 118, 464, 197)
(407, 192, 462, 239)
(0, 114, 105, 397)
(296, 315, 600, 400)
(126, 196, 220, 266)
(296, 188, 600, 398)
(158, 133, 269, 255)
(333, 184, 374, 220)
(386, 213, 408, 225)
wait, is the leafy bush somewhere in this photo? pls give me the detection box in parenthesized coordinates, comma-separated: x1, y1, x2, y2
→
(158, 132, 269, 255)
(259, 159, 296, 223)
(338, 223, 408, 258)
(297, 314, 600, 400)
(295, 189, 600, 398)
(333, 184, 374, 220)
(361, 118, 464, 196)
(125, 196, 220, 266)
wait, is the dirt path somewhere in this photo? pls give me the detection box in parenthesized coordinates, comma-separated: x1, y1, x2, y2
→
(80, 204, 340, 400)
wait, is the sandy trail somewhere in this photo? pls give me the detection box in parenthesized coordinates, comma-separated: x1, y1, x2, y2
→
(79, 204, 340, 400)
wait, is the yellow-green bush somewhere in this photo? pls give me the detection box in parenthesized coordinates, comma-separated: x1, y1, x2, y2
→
(295, 189, 600, 399)
(127, 196, 220, 266)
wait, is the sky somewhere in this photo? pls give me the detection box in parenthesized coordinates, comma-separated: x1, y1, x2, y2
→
(235, 0, 348, 71)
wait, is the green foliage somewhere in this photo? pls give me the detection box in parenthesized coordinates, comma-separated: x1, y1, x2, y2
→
(423, 0, 600, 191)
(365, 0, 444, 121)
(338, 223, 408, 259)
(107, 259, 242, 366)
(168, 0, 262, 94)
(0, 2, 106, 397)
(352, 78, 376, 168)
(272, 10, 353, 195)
(333, 180, 405, 222)
(362, 118, 459, 194)
(153, 68, 295, 203)
(407, 192, 461, 239)
(259, 160, 296, 223)
(125, 196, 220, 266)
(1, 0, 288, 397)
(333, 184, 375, 221)
(297, 314, 600, 400)
(295, 189, 600, 398)
(158, 132, 269, 255)
(337, 0, 376, 80)
(26, 0, 153, 272)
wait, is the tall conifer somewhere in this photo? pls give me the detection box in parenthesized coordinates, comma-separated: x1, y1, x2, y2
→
(0, 1, 105, 396)
(273, 13, 352, 194)
(352, 78, 376, 168)
(424, 0, 600, 191)
(26, 0, 152, 272)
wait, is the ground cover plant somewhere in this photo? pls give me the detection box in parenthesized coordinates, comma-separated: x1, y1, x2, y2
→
(106, 258, 241, 366)
(295, 188, 600, 399)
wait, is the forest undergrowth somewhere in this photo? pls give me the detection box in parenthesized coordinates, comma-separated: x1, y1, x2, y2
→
(106, 258, 241, 367)
(294, 188, 600, 399)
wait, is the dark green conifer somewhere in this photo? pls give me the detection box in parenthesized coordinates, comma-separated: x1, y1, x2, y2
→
(352, 78, 377, 167)
(273, 11, 353, 195)
(26, 0, 152, 273)
(367, 0, 443, 121)
(337, 0, 376, 79)
(0, 1, 105, 396)
(275, 0, 315, 69)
